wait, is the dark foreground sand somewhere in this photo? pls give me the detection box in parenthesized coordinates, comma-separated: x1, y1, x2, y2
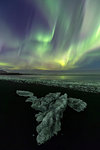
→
(0, 80, 100, 150)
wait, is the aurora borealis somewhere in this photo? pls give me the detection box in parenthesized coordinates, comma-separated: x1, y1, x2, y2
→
(0, 0, 100, 71)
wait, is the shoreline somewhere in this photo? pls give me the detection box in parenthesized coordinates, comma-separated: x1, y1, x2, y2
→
(0, 76, 100, 94)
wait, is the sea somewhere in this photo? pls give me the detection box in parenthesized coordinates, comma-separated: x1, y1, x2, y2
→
(0, 74, 100, 82)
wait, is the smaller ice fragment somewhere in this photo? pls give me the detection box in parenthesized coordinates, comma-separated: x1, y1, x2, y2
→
(16, 90, 33, 97)
(68, 98, 87, 112)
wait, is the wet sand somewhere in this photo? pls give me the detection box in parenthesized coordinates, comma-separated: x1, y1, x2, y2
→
(0, 80, 100, 150)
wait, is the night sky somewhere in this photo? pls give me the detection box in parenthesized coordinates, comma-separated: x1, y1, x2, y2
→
(0, 0, 100, 71)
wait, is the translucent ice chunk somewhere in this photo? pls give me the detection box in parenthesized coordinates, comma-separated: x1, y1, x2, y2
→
(16, 90, 33, 97)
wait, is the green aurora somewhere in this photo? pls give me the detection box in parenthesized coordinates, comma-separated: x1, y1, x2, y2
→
(0, 0, 100, 71)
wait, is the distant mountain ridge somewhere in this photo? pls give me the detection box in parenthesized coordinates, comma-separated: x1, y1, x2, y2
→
(0, 70, 22, 75)
(0, 70, 8, 74)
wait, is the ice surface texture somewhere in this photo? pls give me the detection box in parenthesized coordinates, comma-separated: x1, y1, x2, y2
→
(68, 98, 87, 112)
(16, 90, 87, 145)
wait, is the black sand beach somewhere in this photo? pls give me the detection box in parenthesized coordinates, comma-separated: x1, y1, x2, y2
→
(0, 80, 100, 150)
